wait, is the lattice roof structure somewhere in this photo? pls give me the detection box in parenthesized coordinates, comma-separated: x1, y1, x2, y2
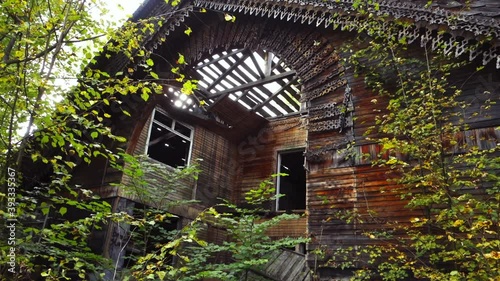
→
(170, 48, 301, 118)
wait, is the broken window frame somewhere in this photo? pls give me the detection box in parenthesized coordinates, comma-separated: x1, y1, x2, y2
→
(275, 149, 307, 212)
(145, 108, 194, 168)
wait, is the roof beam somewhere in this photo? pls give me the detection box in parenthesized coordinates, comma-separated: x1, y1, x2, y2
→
(209, 70, 296, 98)
(264, 51, 273, 76)
(206, 52, 251, 91)
(249, 51, 266, 79)
(252, 77, 299, 112)
(194, 49, 244, 70)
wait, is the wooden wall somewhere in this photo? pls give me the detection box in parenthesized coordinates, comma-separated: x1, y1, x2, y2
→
(109, 13, 500, 275)
(304, 59, 500, 271)
(235, 115, 306, 200)
(191, 126, 239, 206)
(123, 106, 239, 212)
(234, 115, 308, 238)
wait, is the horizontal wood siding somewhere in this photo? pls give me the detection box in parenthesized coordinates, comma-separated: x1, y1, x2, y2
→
(191, 126, 239, 205)
(236, 116, 307, 204)
(236, 116, 308, 237)
(265, 216, 308, 239)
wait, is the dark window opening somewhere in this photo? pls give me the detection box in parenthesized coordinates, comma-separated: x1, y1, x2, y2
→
(147, 110, 192, 168)
(277, 150, 306, 211)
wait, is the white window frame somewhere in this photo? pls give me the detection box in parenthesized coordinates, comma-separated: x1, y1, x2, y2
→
(145, 108, 194, 167)
(275, 148, 306, 211)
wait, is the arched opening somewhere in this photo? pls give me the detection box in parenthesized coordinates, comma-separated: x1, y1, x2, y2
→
(165, 48, 302, 119)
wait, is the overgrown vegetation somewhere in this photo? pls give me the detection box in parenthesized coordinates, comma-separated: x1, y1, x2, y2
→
(1, 0, 498, 280)
(0, 0, 231, 279)
(321, 4, 500, 280)
(124, 173, 308, 281)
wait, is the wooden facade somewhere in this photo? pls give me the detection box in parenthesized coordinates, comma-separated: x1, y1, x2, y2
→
(70, 0, 500, 279)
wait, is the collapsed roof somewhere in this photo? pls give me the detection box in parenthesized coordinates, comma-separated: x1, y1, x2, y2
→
(91, 0, 500, 139)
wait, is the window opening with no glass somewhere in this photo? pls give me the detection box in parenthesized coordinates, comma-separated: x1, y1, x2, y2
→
(276, 150, 306, 211)
(147, 109, 193, 168)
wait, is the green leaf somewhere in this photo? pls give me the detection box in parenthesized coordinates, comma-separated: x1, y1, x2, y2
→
(59, 207, 67, 216)
(114, 136, 127, 142)
(184, 27, 192, 36)
(181, 80, 198, 95)
(122, 110, 131, 117)
(91, 132, 98, 139)
(177, 53, 186, 65)
(146, 58, 154, 66)
(156, 271, 166, 280)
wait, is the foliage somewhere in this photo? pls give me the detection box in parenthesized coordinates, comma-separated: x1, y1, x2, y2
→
(0, 0, 180, 279)
(105, 154, 200, 280)
(112, 153, 201, 208)
(322, 5, 500, 281)
(0, 0, 123, 279)
(129, 175, 309, 281)
(0, 0, 258, 280)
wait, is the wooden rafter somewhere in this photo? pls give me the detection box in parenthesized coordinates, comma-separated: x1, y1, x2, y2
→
(253, 77, 299, 112)
(206, 52, 250, 91)
(209, 71, 296, 98)
(249, 50, 266, 79)
(194, 49, 301, 117)
(194, 49, 244, 70)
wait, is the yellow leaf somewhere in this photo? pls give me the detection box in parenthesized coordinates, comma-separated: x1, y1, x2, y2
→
(452, 219, 464, 227)
(150, 71, 159, 79)
(386, 157, 398, 165)
(224, 13, 236, 22)
(177, 53, 186, 65)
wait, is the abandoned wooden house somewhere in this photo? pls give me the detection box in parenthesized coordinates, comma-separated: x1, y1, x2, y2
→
(29, 0, 500, 280)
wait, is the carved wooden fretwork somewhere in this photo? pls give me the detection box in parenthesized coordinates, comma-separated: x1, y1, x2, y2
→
(109, 0, 500, 76)
(193, 0, 500, 69)
(304, 133, 354, 162)
(304, 84, 354, 162)
(307, 84, 353, 133)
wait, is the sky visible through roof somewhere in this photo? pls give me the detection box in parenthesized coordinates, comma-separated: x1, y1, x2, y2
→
(169, 49, 301, 119)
